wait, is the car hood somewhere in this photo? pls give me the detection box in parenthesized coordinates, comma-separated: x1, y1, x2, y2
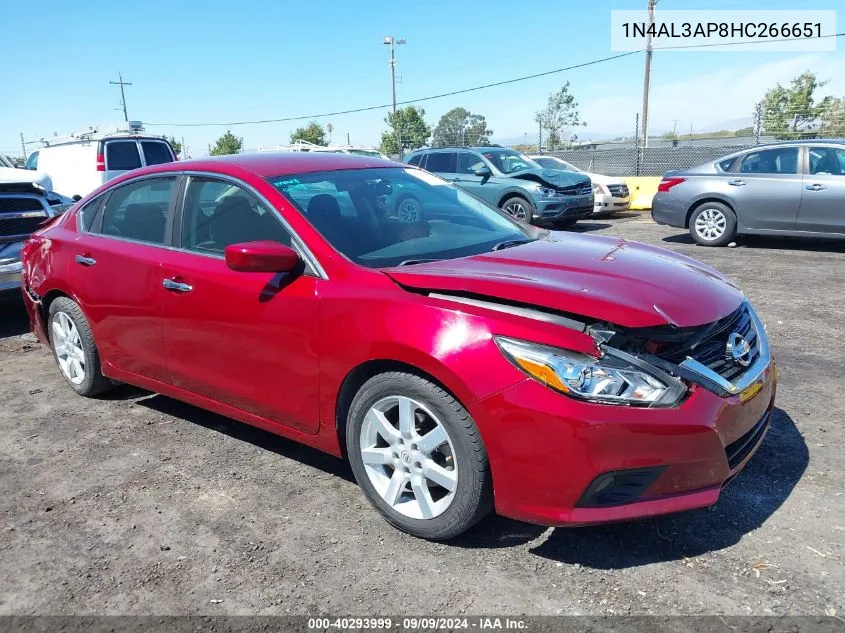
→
(384, 233, 743, 328)
(507, 167, 590, 188)
(586, 172, 625, 186)
(0, 167, 53, 192)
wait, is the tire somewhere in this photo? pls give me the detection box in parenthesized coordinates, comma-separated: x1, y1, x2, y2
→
(394, 194, 423, 223)
(689, 202, 737, 247)
(499, 196, 535, 224)
(346, 372, 493, 540)
(47, 297, 112, 397)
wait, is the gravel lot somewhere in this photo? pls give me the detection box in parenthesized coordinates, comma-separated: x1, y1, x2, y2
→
(0, 215, 842, 616)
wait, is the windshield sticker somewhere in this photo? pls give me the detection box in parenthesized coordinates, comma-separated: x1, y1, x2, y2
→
(272, 177, 301, 189)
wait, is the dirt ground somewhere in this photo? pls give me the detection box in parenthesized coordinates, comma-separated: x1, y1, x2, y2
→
(0, 215, 842, 616)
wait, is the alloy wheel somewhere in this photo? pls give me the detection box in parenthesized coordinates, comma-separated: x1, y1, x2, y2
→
(503, 201, 527, 221)
(694, 208, 727, 241)
(359, 395, 458, 520)
(51, 311, 85, 385)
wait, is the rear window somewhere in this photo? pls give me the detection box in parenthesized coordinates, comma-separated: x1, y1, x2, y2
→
(105, 141, 142, 170)
(718, 156, 738, 171)
(141, 141, 174, 166)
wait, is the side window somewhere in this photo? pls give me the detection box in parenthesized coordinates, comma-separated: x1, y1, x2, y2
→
(808, 147, 845, 176)
(105, 141, 142, 171)
(458, 152, 485, 174)
(141, 141, 174, 166)
(424, 152, 457, 173)
(25, 151, 39, 171)
(78, 196, 104, 232)
(718, 156, 738, 172)
(406, 154, 422, 167)
(181, 177, 292, 254)
(739, 148, 798, 175)
(98, 176, 176, 244)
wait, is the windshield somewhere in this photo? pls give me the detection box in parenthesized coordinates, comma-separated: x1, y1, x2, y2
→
(268, 167, 532, 268)
(533, 156, 581, 172)
(480, 149, 541, 174)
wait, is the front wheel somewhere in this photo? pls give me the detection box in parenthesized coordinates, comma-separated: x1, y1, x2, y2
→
(689, 202, 737, 247)
(499, 196, 535, 224)
(346, 372, 492, 540)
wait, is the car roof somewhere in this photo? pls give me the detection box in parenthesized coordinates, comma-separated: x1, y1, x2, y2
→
(740, 139, 845, 149)
(127, 151, 401, 178)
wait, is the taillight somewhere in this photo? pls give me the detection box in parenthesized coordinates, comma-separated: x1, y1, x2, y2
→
(96, 153, 105, 172)
(658, 177, 686, 192)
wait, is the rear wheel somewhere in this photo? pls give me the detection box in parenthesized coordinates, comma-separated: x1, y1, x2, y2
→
(689, 202, 737, 247)
(48, 297, 112, 397)
(500, 196, 535, 224)
(346, 372, 492, 540)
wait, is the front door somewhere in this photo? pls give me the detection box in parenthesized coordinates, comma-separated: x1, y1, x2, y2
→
(69, 175, 177, 383)
(797, 145, 845, 235)
(731, 146, 803, 231)
(159, 175, 321, 434)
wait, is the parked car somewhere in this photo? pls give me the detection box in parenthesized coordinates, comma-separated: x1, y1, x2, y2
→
(21, 153, 775, 540)
(1, 153, 73, 296)
(652, 140, 845, 246)
(25, 122, 176, 199)
(402, 147, 593, 227)
(530, 155, 631, 216)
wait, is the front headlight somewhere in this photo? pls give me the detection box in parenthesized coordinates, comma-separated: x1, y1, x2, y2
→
(537, 186, 562, 198)
(496, 336, 686, 407)
(593, 183, 608, 195)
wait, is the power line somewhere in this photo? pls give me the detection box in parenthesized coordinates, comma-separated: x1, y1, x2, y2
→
(145, 32, 844, 129)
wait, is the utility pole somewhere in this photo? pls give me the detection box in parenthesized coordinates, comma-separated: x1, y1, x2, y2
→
(641, 0, 656, 148)
(20, 133, 27, 159)
(109, 72, 133, 122)
(383, 36, 406, 114)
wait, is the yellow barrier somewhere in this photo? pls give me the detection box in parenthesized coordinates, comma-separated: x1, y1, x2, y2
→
(622, 177, 662, 210)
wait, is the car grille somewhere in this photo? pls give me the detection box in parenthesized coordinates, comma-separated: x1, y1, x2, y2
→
(607, 184, 629, 197)
(0, 197, 48, 238)
(0, 197, 44, 213)
(725, 408, 771, 470)
(655, 303, 760, 383)
(559, 182, 592, 196)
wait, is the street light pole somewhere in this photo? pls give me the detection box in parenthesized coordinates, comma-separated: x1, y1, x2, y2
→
(384, 36, 406, 114)
(641, 0, 657, 148)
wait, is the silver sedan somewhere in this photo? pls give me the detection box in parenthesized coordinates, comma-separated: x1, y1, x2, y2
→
(651, 140, 845, 246)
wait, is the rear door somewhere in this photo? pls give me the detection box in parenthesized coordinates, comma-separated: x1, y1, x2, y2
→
(140, 139, 176, 166)
(70, 175, 177, 383)
(797, 145, 845, 235)
(423, 151, 458, 181)
(157, 174, 322, 434)
(103, 140, 142, 182)
(731, 146, 803, 231)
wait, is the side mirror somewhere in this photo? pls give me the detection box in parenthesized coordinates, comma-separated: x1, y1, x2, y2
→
(474, 166, 492, 179)
(72, 195, 83, 202)
(225, 241, 300, 273)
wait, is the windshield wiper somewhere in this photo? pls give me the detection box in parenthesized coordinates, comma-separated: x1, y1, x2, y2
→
(397, 258, 442, 266)
(491, 238, 535, 251)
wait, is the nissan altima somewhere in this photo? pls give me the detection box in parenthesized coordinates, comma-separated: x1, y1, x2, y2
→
(20, 153, 776, 540)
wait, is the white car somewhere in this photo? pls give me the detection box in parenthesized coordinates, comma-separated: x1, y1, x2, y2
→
(25, 121, 176, 199)
(0, 154, 73, 295)
(530, 155, 631, 217)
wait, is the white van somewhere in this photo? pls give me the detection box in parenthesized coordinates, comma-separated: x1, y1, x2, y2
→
(25, 123, 176, 199)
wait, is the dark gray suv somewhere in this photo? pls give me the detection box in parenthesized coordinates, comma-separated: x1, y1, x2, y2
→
(401, 147, 593, 227)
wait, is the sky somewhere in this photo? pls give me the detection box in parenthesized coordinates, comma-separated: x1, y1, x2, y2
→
(1, 0, 843, 157)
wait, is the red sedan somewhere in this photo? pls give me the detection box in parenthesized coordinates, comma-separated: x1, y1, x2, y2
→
(20, 153, 776, 540)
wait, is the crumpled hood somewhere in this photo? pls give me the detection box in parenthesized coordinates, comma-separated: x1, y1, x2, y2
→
(384, 233, 744, 328)
(0, 166, 53, 192)
(509, 167, 589, 189)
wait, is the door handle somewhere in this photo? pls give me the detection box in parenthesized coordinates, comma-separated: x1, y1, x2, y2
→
(162, 278, 193, 293)
(728, 179, 746, 186)
(805, 183, 827, 191)
(75, 255, 96, 266)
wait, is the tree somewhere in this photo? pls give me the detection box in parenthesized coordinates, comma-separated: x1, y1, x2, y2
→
(379, 106, 431, 156)
(431, 107, 492, 146)
(167, 136, 183, 157)
(326, 123, 334, 144)
(734, 126, 754, 136)
(819, 97, 845, 138)
(289, 121, 326, 146)
(757, 71, 832, 140)
(208, 130, 243, 156)
(535, 82, 585, 151)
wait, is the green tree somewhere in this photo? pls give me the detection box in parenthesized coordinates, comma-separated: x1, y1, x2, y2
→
(379, 106, 431, 156)
(757, 71, 832, 140)
(208, 130, 243, 156)
(820, 97, 845, 137)
(167, 136, 183, 157)
(734, 126, 754, 136)
(535, 82, 585, 150)
(431, 107, 492, 146)
(290, 121, 326, 146)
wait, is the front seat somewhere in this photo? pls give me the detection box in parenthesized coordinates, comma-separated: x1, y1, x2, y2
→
(306, 194, 350, 248)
